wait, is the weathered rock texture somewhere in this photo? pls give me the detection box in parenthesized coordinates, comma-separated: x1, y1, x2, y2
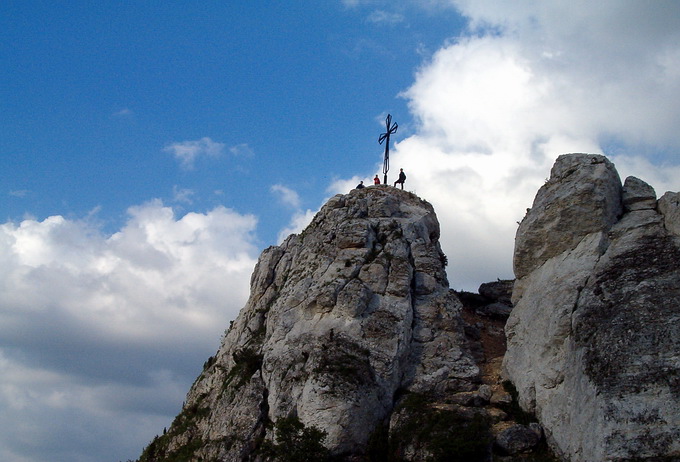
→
(505, 153, 680, 461)
(141, 187, 481, 461)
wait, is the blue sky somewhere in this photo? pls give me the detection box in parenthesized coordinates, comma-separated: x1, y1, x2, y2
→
(1, 1, 463, 244)
(2, 1, 680, 461)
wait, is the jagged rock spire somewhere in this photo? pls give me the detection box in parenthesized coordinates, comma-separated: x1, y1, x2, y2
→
(141, 186, 479, 461)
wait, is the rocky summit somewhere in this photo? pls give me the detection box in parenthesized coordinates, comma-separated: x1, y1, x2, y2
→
(139, 154, 680, 462)
(139, 186, 485, 461)
(506, 154, 680, 461)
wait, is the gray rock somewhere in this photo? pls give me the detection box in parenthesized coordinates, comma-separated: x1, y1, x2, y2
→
(487, 407, 509, 423)
(490, 390, 513, 406)
(449, 390, 488, 407)
(144, 187, 478, 461)
(478, 384, 493, 402)
(658, 191, 680, 236)
(513, 153, 622, 281)
(478, 279, 514, 304)
(494, 423, 541, 455)
(528, 422, 543, 439)
(505, 153, 680, 462)
(622, 176, 657, 211)
(476, 302, 513, 319)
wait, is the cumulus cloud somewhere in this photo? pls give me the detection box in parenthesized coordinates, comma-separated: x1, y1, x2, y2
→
(271, 184, 302, 209)
(164, 137, 226, 170)
(333, 1, 680, 291)
(395, 0, 680, 290)
(329, 175, 370, 195)
(276, 209, 318, 244)
(270, 184, 321, 244)
(0, 201, 259, 461)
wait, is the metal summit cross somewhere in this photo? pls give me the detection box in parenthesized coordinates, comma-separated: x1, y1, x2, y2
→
(378, 113, 398, 185)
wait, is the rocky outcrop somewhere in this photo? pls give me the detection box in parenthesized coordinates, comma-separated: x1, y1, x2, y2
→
(505, 153, 680, 461)
(139, 187, 482, 461)
(659, 191, 680, 236)
(138, 153, 678, 462)
(513, 154, 623, 280)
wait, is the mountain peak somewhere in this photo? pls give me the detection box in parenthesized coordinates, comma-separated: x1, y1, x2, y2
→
(141, 185, 480, 460)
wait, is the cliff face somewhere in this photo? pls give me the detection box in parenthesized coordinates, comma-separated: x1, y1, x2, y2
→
(505, 154, 680, 461)
(139, 153, 680, 462)
(141, 186, 480, 461)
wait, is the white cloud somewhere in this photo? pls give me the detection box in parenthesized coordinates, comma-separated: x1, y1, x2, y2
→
(328, 175, 370, 195)
(402, 1, 680, 290)
(609, 154, 680, 198)
(164, 137, 225, 170)
(271, 184, 302, 209)
(446, 0, 680, 150)
(229, 143, 255, 157)
(276, 209, 318, 244)
(367, 10, 405, 25)
(330, 1, 680, 291)
(0, 201, 259, 461)
(270, 184, 321, 244)
(172, 186, 195, 204)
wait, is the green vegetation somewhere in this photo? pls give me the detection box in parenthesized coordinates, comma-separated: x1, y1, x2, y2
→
(366, 420, 390, 461)
(389, 393, 492, 462)
(138, 434, 205, 462)
(202, 355, 216, 371)
(137, 398, 210, 462)
(260, 415, 331, 462)
(225, 347, 264, 390)
(312, 340, 372, 389)
(172, 401, 210, 435)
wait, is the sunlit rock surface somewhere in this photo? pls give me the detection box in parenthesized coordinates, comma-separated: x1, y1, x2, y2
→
(506, 153, 680, 462)
(140, 186, 479, 461)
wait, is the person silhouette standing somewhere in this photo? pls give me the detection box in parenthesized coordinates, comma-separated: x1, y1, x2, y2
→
(374, 175, 381, 185)
(394, 168, 406, 189)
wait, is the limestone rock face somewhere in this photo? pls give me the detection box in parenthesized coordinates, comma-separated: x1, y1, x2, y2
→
(505, 154, 680, 461)
(658, 191, 680, 236)
(513, 154, 622, 280)
(142, 187, 478, 461)
(478, 280, 513, 305)
(622, 176, 657, 212)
